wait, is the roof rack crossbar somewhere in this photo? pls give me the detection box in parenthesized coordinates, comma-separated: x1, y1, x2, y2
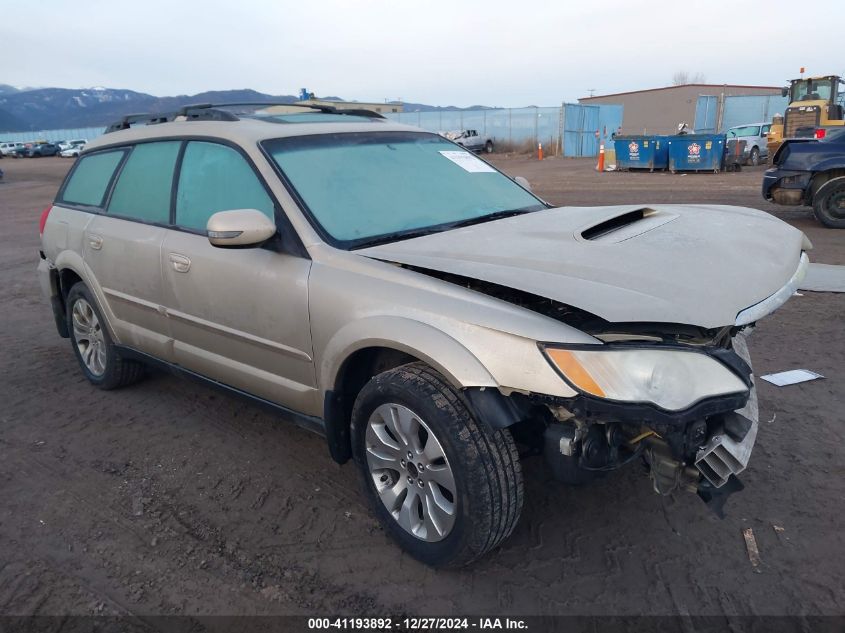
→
(103, 101, 386, 134)
(198, 101, 386, 118)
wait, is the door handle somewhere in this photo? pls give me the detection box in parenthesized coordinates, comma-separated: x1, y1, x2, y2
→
(88, 234, 103, 250)
(169, 253, 191, 273)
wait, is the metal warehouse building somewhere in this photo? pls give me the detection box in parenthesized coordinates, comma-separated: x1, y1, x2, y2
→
(579, 84, 782, 135)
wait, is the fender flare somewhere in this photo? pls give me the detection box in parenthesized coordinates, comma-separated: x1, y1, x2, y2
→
(320, 316, 499, 463)
(53, 252, 120, 342)
(320, 316, 497, 396)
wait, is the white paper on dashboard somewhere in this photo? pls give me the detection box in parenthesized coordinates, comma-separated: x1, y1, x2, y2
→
(439, 150, 496, 173)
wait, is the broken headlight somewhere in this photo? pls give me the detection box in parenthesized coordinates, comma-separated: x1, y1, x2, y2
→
(541, 345, 748, 411)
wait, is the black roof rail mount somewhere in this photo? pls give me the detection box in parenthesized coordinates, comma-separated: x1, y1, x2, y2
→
(103, 101, 385, 134)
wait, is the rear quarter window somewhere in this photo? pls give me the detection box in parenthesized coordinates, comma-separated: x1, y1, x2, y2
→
(59, 150, 125, 207)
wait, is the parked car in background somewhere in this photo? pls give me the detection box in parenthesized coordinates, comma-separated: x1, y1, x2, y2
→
(444, 129, 494, 153)
(58, 139, 88, 152)
(59, 144, 85, 158)
(24, 142, 59, 157)
(725, 122, 771, 165)
(0, 142, 24, 156)
(763, 127, 845, 228)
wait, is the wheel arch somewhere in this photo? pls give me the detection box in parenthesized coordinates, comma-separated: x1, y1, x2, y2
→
(53, 253, 119, 341)
(319, 317, 498, 463)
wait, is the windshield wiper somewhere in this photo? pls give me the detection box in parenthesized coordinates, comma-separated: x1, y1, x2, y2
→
(351, 207, 541, 250)
(352, 227, 446, 249)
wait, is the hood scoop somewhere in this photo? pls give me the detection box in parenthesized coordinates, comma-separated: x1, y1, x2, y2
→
(578, 207, 678, 243)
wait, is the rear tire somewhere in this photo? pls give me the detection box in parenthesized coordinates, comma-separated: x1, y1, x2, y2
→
(485, 140, 494, 153)
(812, 177, 845, 229)
(66, 283, 145, 389)
(351, 362, 523, 567)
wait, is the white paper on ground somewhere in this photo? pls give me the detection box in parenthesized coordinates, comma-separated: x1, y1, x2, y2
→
(439, 150, 496, 173)
(760, 369, 824, 387)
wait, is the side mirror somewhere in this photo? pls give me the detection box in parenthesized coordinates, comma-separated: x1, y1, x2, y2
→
(781, 87, 789, 97)
(207, 209, 276, 248)
(514, 176, 532, 191)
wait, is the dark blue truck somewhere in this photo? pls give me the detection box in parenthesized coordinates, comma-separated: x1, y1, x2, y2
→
(763, 128, 845, 228)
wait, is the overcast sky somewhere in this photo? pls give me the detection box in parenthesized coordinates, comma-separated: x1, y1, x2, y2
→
(2, 0, 841, 107)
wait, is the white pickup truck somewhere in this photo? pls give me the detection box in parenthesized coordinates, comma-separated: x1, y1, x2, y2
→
(443, 129, 494, 153)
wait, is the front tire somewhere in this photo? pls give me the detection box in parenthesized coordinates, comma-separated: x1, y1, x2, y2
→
(351, 362, 523, 567)
(749, 147, 760, 166)
(66, 283, 145, 389)
(812, 177, 845, 229)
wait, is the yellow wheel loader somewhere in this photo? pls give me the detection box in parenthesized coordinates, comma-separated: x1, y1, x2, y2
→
(767, 75, 844, 157)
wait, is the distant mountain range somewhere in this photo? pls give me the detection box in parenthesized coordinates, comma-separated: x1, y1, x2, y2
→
(0, 85, 490, 132)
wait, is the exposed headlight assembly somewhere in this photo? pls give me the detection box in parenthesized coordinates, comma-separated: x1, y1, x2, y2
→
(542, 346, 748, 411)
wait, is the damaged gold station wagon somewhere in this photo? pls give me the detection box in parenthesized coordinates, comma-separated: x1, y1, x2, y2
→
(38, 103, 811, 567)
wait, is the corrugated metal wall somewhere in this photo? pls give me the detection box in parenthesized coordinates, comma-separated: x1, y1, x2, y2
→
(0, 126, 106, 143)
(694, 95, 789, 133)
(385, 104, 623, 157)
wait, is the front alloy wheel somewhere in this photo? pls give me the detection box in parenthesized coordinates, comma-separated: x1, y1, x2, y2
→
(351, 362, 524, 567)
(365, 403, 457, 542)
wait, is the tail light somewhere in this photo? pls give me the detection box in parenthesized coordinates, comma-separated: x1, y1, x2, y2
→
(39, 206, 52, 236)
(814, 129, 827, 139)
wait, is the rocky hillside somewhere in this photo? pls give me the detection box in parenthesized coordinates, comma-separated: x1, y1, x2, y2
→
(0, 87, 298, 131)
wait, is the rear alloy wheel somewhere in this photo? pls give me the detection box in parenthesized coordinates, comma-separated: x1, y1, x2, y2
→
(812, 177, 845, 229)
(351, 362, 523, 567)
(71, 297, 107, 377)
(485, 140, 494, 153)
(66, 283, 145, 389)
(749, 147, 760, 166)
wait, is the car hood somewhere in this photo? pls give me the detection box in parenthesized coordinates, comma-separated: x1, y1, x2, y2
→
(357, 204, 807, 329)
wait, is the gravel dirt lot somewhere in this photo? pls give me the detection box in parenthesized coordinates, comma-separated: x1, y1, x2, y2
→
(0, 155, 842, 620)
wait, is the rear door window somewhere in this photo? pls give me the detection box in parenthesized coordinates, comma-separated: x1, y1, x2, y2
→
(108, 141, 181, 224)
(59, 150, 125, 207)
(175, 141, 274, 232)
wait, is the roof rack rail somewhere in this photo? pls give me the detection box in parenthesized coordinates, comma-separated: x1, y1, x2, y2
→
(103, 101, 385, 134)
(104, 112, 172, 134)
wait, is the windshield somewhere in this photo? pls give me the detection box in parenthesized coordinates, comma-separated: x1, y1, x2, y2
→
(791, 78, 834, 102)
(264, 132, 545, 248)
(728, 125, 761, 137)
